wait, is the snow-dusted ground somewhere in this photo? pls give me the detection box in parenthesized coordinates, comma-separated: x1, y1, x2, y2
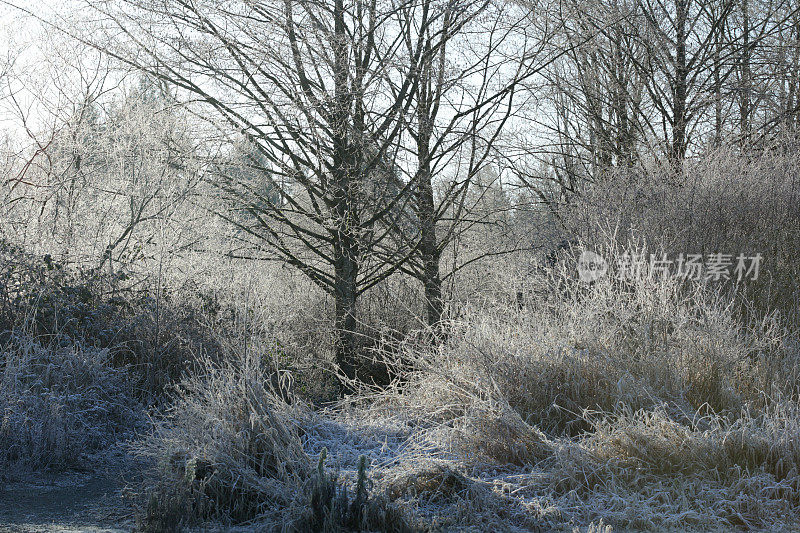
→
(0, 446, 140, 533)
(0, 470, 132, 532)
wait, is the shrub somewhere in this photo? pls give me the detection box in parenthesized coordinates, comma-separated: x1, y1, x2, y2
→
(132, 354, 311, 528)
(301, 449, 412, 532)
(0, 334, 139, 474)
(348, 237, 800, 530)
(0, 239, 222, 400)
(565, 147, 800, 326)
(133, 351, 416, 531)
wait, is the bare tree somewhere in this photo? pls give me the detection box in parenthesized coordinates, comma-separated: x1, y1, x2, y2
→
(2, 58, 201, 276)
(71, 0, 458, 380)
(391, 0, 556, 329)
(516, 0, 798, 203)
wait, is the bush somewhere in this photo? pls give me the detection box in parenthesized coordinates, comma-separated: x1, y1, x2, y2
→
(132, 353, 310, 529)
(566, 147, 800, 326)
(346, 237, 800, 530)
(0, 239, 222, 400)
(133, 351, 414, 531)
(302, 450, 412, 532)
(0, 335, 140, 474)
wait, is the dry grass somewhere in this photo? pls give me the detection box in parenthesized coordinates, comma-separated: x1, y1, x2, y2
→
(567, 146, 800, 326)
(5, 226, 800, 530)
(321, 239, 800, 530)
(132, 352, 312, 529)
(131, 350, 414, 532)
(3, 146, 800, 530)
(0, 335, 140, 475)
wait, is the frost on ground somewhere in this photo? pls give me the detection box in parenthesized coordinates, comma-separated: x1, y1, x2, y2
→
(2, 209, 800, 531)
(130, 245, 800, 532)
(0, 471, 130, 533)
(0, 443, 138, 533)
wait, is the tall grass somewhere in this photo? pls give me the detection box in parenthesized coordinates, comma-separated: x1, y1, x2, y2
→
(335, 238, 800, 530)
(126, 172, 800, 529)
(3, 142, 800, 530)
(132, 350, 413, 532)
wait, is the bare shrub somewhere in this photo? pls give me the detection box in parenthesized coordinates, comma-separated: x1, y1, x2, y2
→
(0, 335, 139, 474)
(346, 236, 800, 530)
(132, 351, 416, 531)
(0, 239, 224, 400)
(566, 147, 800, 325)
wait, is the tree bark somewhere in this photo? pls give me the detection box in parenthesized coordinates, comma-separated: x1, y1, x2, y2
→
(417, 146, 443, 329)
(740, 0, 751, 141)
(415, 28, 445, 333)
(334, 237, 359, 380)
(331, 0, 360, 380)
(671, 0, 689, 173)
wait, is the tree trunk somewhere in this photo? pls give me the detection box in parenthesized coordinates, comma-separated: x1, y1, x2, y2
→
(789, 20, 800, 132)
(331, 135, 360, 381)
(418, 169, 443, 329)
(740, 0, 751, 141)
(416, 68, 444, 332)
(714, 9, 723, 144)
(670, 0, 688, 173)
(334, 238, 359, 381)
(331, 0, 360, 382)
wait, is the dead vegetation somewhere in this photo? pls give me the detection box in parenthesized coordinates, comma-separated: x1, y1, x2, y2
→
(5, 228, 800, 530)
(3, 149, 800, 531)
